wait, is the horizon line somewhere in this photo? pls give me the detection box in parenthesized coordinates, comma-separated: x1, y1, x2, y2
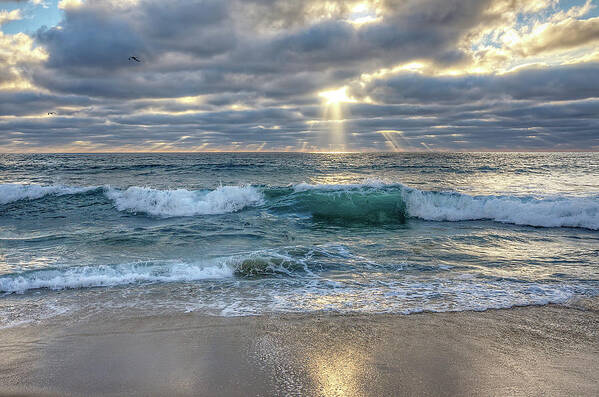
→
(1, 150, 598, 155)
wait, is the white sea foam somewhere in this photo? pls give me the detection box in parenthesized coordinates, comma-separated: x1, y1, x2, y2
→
(0, 246, 350, 294)
(0, 262, 234, 293)
(105, 185, 263, 217)
(401, 188, 599, 230)
(293, 178, 387, 192)
(0, 183, 98, 205)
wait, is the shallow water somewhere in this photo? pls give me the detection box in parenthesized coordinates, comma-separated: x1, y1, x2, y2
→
(1, 152, 598, 326)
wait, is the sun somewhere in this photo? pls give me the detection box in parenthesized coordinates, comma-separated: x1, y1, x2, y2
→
(318, 86, 356, 105)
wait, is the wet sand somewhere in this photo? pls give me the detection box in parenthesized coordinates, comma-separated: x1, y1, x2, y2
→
(1, 303, 598, 396)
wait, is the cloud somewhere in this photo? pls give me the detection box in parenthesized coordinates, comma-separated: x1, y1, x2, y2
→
(355, 62, 599, 104)
(36, 4, 146, 73)
(511, 16, 599, 57)
(0, 8, 47, 90)
(0, 91, 93, 116)
(31, 0, 507, 99)
(1, 0, 598, 151)
(0, 9, 21, 25)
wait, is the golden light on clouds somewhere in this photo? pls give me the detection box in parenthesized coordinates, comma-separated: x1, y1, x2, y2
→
(57, 0, 84, 10)
(347, 2, 381, 25)
(318, 86, 356, 105)
(0, 9, 48, 92)
(0, 9, 21, 25)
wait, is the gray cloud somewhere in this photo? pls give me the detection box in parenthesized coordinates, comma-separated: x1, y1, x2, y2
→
(1, 0, 598, 151)
(32, 0, 501, 99)
(356, 63, 599, 104)
(512, 16, 599, 57)
(0, 91, 93, 116)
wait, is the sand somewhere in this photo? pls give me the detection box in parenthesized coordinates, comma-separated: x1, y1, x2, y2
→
(1, 303, 598, 396)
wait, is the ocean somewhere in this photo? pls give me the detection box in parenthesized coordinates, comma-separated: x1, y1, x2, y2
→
(0, 152, 598, 327)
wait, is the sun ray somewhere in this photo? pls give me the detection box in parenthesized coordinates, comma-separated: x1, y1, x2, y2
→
(317, 86, 356, 151)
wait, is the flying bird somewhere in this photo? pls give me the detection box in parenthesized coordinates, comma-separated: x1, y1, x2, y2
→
(47, 112, 56, 116)
(128, 56, 141, 62)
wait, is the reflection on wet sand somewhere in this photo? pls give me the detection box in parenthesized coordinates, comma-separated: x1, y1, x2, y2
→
(1, 305, 598, 396)
(310, 346, 363, 396)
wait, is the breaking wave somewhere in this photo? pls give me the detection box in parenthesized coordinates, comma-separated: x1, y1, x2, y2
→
(1, 181, 598, 229)
(0, 183, 99, 205)
(0, 183, 264, 218)
(401, 187, 599, 229)
(284, 181, 599, 229)
(0, 261, 234, 293)
(282, 188, 407, 224)
(0, 245, 350, 293)
(105, 185, 263, 217)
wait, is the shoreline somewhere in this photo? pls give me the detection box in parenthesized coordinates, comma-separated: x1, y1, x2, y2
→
(1, 303, 598, 396)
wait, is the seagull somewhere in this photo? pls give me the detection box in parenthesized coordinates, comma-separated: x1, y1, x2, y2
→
(47, 112, 56, 116)
(128, 56, 141, 62)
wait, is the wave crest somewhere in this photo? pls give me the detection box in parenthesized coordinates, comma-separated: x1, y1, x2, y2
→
(286, 181, 599, 229)
(288, 189, 406, 224)
(401, 188, 599, 229)
(232, 246, 348, 277)
(105, 185, 263, 217)
(0, 246, 352, 293)
(2, 181, 597, 229)
(0, 183, 98, 205)
(0, 262, 233, 293)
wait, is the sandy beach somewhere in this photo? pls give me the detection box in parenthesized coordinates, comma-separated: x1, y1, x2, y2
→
(1, 302, 597, 396)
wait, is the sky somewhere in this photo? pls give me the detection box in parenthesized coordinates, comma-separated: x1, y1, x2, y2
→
(0, 0, 598, 152)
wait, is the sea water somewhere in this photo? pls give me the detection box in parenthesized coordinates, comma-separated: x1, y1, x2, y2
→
(0, 153, 598, 326)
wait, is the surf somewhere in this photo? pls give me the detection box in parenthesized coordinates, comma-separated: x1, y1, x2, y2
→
(1, 181, 598, 229)
(0, 183, 100, 205)
(273, 181, 599, 229)
(105, 185, 263, 217)
(0, 245, 351, 293)
(0, 261, 233, 293)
